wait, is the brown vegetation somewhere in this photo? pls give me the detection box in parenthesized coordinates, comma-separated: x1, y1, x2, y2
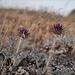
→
(0, 8, 75, 49)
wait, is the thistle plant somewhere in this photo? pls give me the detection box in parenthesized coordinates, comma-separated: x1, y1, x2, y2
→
(43, 23, 65, 74)
(13, 27, 29, 65)
(16, 27, 29, 53)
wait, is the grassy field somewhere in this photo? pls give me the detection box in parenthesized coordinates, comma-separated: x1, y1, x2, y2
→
(0, 8, 75, 47)
(0, 8, 75, 75)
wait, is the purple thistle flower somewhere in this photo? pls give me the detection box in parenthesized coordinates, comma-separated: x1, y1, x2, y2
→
(52, 23, 64, 35)
(19, 27, 29, 38)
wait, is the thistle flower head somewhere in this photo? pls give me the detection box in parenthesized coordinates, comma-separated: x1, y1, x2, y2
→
(19, 27, 29, 38)
(52, 23, 64, 35)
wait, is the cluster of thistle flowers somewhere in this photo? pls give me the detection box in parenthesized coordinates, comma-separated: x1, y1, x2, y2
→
(19, 23, 64, 38)
(13, 23, 64, 66)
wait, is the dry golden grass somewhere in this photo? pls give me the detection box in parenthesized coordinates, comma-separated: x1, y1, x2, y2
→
(0, 8, 75, 50)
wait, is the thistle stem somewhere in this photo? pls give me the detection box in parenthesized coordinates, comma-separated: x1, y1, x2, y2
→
(13, 37, 23, 65)
(16, 37, 23, 53)
(42, 38, 56, 74)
